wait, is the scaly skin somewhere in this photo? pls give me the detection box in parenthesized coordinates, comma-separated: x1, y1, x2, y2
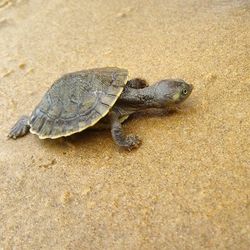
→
(109, 78, 193, 150)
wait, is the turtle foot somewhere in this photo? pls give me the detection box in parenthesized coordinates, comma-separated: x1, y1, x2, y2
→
(127, 78, 149, 89)
(8, 115, 30, 139)
(123, 135, 142, 151)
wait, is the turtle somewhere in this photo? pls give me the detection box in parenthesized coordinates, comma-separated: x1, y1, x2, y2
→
(8, 67, 193, 150)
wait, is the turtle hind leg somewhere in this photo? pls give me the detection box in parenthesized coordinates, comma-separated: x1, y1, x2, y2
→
(109, 112, 141, 150)
(8, 115, 30, 139)
(127, 78, 149, 89)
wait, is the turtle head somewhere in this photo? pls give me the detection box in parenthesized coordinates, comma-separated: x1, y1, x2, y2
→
(154, 79, 193, 106)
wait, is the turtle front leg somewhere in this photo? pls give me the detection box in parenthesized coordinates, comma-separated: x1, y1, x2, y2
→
(8, 115, 30, 139)
(109, 112, 141, 150)
(127, 78, 149, 89)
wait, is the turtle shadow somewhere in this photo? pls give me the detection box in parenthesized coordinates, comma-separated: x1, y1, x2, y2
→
(38, 128, 112, 153)
(59, 108, 178, 146)
(32, 106, 193, 152)
(69, 129, 109, 144)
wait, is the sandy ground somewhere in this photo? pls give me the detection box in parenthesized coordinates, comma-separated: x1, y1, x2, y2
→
(0, 0, 249, 249)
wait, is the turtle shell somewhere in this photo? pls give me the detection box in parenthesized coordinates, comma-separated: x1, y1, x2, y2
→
(29, 67, 128, 139)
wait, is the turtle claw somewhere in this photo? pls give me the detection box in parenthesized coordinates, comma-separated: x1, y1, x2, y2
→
(124, 135, 142, 151)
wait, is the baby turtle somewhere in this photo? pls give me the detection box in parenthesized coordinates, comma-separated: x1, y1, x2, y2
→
(8, 67, 193, 150)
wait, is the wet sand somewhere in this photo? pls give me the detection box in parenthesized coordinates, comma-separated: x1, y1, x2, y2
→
(0, 0, 249, 249)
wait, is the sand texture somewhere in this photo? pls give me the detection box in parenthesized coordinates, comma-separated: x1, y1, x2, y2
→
(0, 0, 249, 249)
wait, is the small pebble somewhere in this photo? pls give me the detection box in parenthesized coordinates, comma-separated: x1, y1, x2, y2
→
(19, 63, 26, 70)
(61, 191, 72, 204)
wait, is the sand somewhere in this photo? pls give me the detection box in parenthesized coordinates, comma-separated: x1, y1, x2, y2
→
(0, 0, 249, 249)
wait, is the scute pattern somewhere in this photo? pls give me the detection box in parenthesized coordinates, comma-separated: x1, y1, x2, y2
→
(29, 67, 128, 138)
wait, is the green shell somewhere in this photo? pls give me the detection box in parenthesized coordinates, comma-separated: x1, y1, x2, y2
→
(29, 67, 128, 139)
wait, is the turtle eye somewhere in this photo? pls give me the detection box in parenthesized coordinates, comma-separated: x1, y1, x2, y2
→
(182, 89, 188, 95)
